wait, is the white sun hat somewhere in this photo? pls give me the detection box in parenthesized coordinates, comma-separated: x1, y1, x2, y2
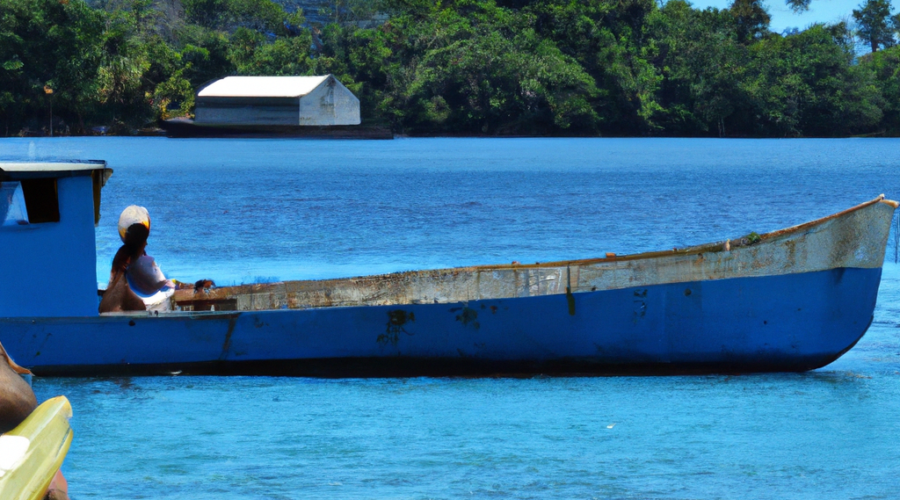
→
(117, 205, 150, 242)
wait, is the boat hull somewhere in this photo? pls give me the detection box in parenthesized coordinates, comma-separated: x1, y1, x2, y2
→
(0, 267, 881, 376)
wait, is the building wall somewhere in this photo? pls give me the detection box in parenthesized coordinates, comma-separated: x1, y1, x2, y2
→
(0, 175, 99, 317)
(297, 82, 331, 126)
(195, 97, 300, 126)
(298, 76, 361, 126)
(331, 78, 361, 125)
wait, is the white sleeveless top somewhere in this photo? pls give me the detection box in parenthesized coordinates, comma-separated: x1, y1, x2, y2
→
(126, 255, 175, 311)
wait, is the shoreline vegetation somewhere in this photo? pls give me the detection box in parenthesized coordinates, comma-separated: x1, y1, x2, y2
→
(1, 0, 899, 138)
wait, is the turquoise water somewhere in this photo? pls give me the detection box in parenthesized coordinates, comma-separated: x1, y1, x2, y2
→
(1, 137, 899, 499)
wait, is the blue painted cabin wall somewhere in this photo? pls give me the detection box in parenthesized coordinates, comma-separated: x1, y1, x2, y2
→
(0, 175, 98, 317)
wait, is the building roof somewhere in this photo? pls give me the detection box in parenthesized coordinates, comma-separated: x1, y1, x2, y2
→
(197, 76, 331, 98)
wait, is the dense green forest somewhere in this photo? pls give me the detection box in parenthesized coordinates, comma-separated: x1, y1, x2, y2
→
(1, 0, 899, 137)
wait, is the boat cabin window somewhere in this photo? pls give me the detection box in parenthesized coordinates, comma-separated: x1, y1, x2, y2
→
(0, 179, 60, 225)
(21, 178, 60, 223)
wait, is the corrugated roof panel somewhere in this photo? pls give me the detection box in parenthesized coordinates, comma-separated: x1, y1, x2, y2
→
(197, 76, 330, 98)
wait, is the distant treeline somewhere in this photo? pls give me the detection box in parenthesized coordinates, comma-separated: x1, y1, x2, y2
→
(1, 0, 899, 137)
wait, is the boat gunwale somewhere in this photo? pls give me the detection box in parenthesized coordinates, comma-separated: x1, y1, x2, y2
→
(476, 194, 898, 271)
(167, 195, 896, 306)
(248, 195, 898, 279)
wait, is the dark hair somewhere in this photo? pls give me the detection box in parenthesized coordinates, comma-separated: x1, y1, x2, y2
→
(111, 223, 149, 274)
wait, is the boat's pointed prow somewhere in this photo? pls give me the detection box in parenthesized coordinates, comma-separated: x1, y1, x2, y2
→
(878, 194, 899, 208)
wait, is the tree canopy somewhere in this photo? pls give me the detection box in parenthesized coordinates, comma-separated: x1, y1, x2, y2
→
(0, 0, 898, 136)
(853, 0, 897, 52)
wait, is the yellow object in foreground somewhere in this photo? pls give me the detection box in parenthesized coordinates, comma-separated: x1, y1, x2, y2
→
(0, 397, 73, 500)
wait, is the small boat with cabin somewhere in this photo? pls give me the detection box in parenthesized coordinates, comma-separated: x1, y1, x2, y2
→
(0, 160, 897, 376)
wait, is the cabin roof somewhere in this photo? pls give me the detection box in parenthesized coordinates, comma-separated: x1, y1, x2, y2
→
(197, 76, 330, 98)
(0, 160, 107, 173)
(0, 160, 111, 189)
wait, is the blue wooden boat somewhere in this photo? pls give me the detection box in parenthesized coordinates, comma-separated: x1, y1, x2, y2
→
(0, 161, 897, 376)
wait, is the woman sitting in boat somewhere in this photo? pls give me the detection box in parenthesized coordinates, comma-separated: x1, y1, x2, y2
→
(99, 206, 178, 313)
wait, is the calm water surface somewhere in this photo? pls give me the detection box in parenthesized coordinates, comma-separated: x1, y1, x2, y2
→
(1, 138, 899, 499)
